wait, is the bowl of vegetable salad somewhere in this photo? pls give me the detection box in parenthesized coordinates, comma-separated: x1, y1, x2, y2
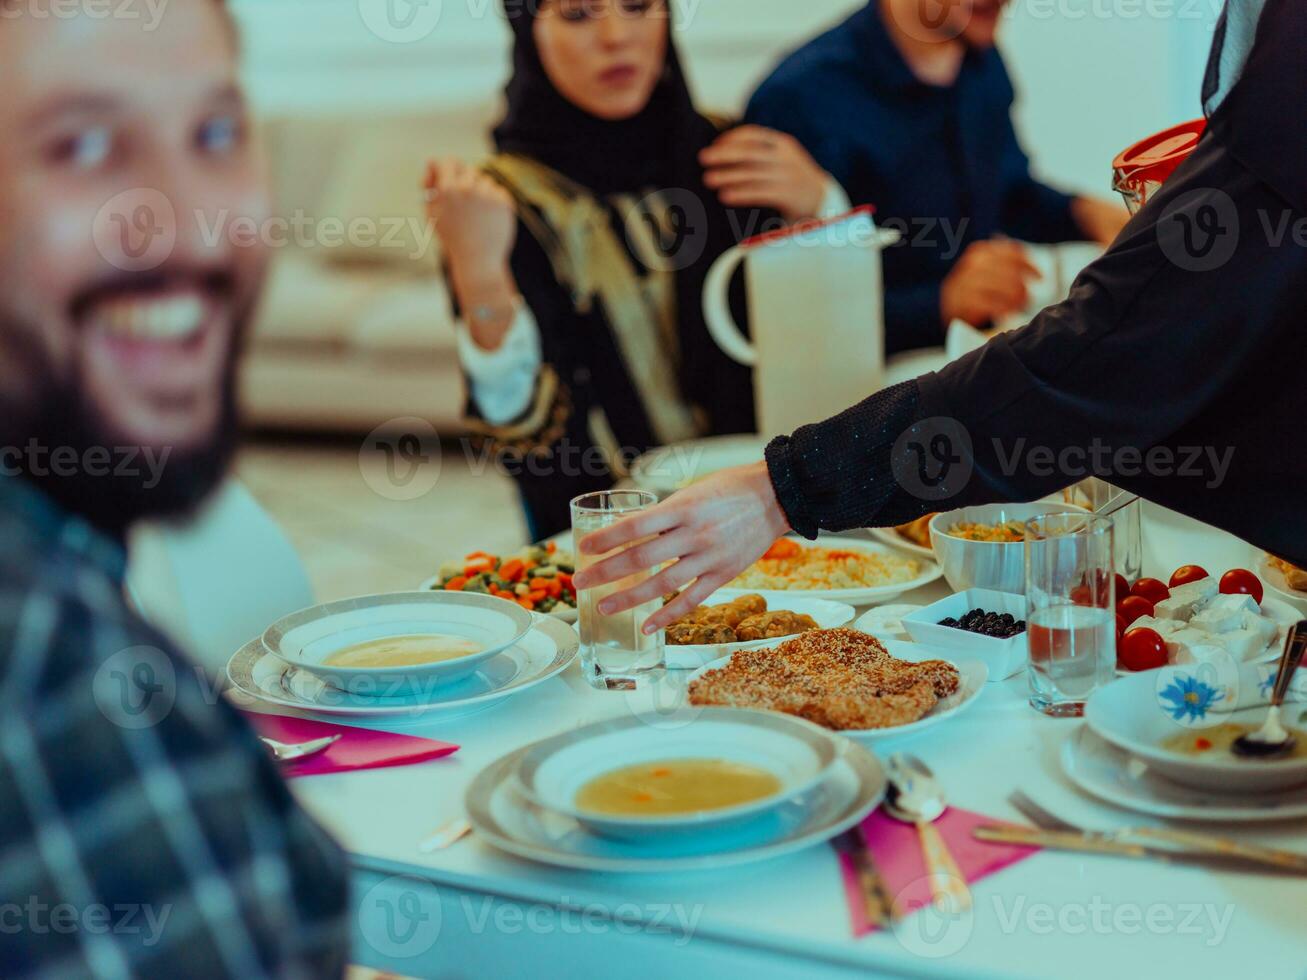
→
(423, 542, 578, 621)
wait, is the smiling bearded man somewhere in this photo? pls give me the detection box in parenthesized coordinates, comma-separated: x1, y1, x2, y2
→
(0, 2, 350, 976)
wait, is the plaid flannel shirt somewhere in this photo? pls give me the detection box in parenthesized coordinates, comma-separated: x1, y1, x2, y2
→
(0, 477, 349, 979)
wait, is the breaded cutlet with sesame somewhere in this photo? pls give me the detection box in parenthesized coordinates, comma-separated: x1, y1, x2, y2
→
(687, 628, 959, 731)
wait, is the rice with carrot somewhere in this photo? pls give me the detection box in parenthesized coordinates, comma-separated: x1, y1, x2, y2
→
(728, 539, 921, 591)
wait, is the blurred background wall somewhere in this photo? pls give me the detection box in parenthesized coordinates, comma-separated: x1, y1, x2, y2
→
(231, 0, 1219, 194)
(229, 0, 1220, 435)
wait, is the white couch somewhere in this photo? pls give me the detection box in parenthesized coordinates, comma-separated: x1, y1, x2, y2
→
(240, 107, 496, 433)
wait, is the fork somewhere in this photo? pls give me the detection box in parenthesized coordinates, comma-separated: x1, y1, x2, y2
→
(1008, 791, 1307, 873)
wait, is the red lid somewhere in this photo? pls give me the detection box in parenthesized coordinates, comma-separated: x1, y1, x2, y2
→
(1112, 119, 1206, 189)
(739, 204, 877, 250)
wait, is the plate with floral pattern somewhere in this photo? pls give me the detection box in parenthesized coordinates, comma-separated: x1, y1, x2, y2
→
(1061, 725, 1307, 822)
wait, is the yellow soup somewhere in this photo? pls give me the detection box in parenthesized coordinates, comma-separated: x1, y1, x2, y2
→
(1161, 723, 1307, 759)
(575, 759, 783, 816)
(323, 633, 481, 669)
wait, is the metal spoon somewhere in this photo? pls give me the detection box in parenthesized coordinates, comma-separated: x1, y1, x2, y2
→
(259, 734, 341, 763)
(884, 754, 971, 913)
(1233, 620, 1307, 759)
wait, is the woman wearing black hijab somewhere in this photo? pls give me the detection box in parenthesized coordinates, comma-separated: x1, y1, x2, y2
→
(426, 0, 845, 538)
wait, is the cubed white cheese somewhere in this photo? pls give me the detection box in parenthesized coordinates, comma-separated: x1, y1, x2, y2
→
(1176, 576, 1218, 603)
(1241, 609, 1279, 647)
(1153, 596, 1193, 621)
(1155, 577, 1218, 621)
(1130, 615, 1184, 637)
(1169, 643, 1229, 666)
(1165, 627, 1215, 662)
(1219, 628, 1264, 662)
(1191, 593, 1260, 633)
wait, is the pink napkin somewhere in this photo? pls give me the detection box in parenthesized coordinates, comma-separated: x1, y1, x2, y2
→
(838, 807, 1039, 937)
(243, 712, 459, 778)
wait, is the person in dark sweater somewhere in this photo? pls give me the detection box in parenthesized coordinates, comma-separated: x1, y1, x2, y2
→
(573, 0, 1305, 633)
(745, 0, 1128, 354)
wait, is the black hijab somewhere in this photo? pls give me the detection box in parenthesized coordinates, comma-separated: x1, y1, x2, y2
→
(493, 0, 758, 435)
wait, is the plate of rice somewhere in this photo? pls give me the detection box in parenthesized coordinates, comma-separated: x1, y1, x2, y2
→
(716, 536, 942, 606)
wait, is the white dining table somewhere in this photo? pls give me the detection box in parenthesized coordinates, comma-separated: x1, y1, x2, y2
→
(284, 507, 1307, 980)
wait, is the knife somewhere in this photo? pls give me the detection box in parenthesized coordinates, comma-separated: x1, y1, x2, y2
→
(832, 829, 897, 927)
(974, 824, 1307, 874)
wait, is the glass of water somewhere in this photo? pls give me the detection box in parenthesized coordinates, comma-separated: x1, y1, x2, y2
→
(1067, 477, 1141, 584)
(1025, 513, 1117, 716)
(571, 490, 666, 691)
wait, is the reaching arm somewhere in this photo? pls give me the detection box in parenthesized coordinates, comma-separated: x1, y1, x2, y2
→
(770, 127, 1297, 534)
(574, 109, 1306, 632)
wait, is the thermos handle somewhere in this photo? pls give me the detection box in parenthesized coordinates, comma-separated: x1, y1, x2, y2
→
(701, 244, 757, 367)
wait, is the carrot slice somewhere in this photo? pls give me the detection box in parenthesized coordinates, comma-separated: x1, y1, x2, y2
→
(763, 539, 802, 560)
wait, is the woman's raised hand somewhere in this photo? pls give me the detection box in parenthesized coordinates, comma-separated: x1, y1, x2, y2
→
(424, 158, 521, 348)
(571, 461, 792, 635)
(699, 125, 832, 223)
(423, 158, 518, 281)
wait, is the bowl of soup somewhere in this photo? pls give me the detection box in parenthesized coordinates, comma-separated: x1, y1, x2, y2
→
(514, 708, 843, 841)
(1085, 663, 1307, 793)
(262, 591, 536, 698)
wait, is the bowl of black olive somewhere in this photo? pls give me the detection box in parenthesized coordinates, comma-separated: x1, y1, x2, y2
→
(902, 589, 1030, 680)
(939, 608, 1027, 639)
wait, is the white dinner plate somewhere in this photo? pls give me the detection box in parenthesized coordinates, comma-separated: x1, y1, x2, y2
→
(628, 435, 768, 497)
(665, 594, 856, 669)
(1114, 595, 1301, 676)
(1256, 554, 1307, 613)
(852, 603, 924, 643)
(715, 535, 942, 607)
(225, 614, 577, 718)
(1060, 725, 1307, 823)
(687, 640, 988, 745)
(464, 739, 885, 873)
(867, 526, 935, 560)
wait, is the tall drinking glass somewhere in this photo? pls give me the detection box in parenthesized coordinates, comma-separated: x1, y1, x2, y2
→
(571, 490, 666, 690)
(1066, 477, 1142, 584)
(1025, 513, 1117, 716)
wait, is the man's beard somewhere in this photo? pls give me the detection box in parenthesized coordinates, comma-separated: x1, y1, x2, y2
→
(1, 310, 248, 540)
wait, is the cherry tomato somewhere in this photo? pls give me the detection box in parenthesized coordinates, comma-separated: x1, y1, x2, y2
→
(1169, 565, 1209, 588)
(1119, 627, 1168, 671)
(1219, 568, 1264, 605)
(1130, 578, 1171, 606)
(1117, 595, 1154, 627)
(1115, 613, 1126, 640)
(1113, 573, 1128, 598)
(1070, 585, 1092, 606)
